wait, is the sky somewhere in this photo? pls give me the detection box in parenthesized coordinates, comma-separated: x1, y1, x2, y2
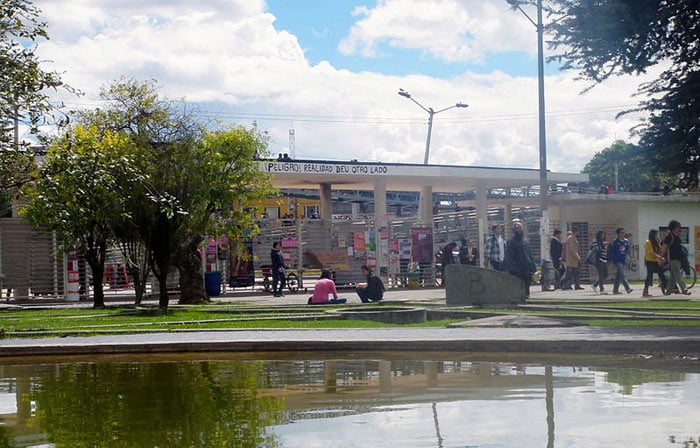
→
(29, 0, 655, 174)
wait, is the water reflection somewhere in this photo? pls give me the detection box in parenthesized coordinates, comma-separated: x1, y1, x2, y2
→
(0, 356, 697, 447)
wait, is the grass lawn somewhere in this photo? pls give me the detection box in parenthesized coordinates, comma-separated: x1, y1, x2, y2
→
(2, 298, 700, 338)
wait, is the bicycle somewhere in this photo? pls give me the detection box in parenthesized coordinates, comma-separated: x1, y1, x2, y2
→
(260, 265, 299, 293)
(660, 263, 696, 294)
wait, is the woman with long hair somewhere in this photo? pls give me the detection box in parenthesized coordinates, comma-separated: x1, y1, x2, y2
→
(590, 230, 608, 294)
(644, 229, 667, 297)
(308, 270, 347, 305)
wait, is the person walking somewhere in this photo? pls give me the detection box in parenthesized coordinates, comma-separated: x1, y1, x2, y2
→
(270, 241, 286, 297)
(562, 227, 583, 290)
(356, 265, 385, 303)
(643, 229, 667, 297)
(504, 221, 536, 299)
(549, 229, 563, 276)
(590, 230, 609, 294)
(608, 227, 633, 294)
(458, 238, 478, 266)
(484, 224, 506, 271)
(661, 220, 691, 295)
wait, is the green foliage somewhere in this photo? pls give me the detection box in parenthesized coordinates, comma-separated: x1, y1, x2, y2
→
(1, 1, 70, 211)
(548, 0, 700, 187)
(582, 140, 665, 191)
(0, 0, 66, 149)
(25, 77, 275, 308)
(21, 124, 141, 307)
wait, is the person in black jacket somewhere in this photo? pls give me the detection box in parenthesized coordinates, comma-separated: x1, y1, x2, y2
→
(356, 265, 385, 303)
(549, 229, 563, 275)
(458, 238, 479, 266)
(270, 241, 286, 297)
(505, 221, 536, 299)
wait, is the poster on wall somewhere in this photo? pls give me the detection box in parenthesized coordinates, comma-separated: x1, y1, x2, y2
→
(281, 234, 298, 248)
(367, 230, 376, 252)
(353, 231, 366, 255)
(399, 239, 412, 260)
(411, 227, 433, 263)
(228, 240, 255, 287)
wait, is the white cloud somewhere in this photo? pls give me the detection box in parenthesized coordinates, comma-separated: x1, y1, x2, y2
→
(30, 0, 655, 176)
(338, 0, 542, 62)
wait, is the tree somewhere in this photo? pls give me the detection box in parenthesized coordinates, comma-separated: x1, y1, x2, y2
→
(582, 140, 665, 191)
(547, 0, 700, 187)
(21, 125, 140, 308)
(1, 0, 67, 214)
(174, 126, 275, 305)
(79, 78, 274, 308)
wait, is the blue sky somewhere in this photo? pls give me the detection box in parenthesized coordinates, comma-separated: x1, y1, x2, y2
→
(32, 0, 650, 172)
(266, 0, 550, 78)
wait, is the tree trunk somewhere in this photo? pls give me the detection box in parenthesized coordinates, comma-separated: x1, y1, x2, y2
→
(86, 261, 105, 308)
(131, 268, 145, 306)
(178, 244, 207, 304)
(178, 265, 207, 304)
(158, 274, 169, 310)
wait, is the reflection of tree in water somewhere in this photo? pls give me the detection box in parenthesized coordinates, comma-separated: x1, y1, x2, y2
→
(0, 426, 15, 448)
(31, 361, 284, 448)
(602, 368, 686, 395)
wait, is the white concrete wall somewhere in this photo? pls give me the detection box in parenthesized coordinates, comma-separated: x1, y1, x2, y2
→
(551, 198, 700, 281)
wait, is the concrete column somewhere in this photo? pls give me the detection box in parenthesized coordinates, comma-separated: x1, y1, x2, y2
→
(374, 178, 388, 277)
(420, 185, 433, 226)
(559, 204, 568, 232)
(476, 182, 488, 267)
(351, 202, 361, 221)
(319, 183, 332, 220)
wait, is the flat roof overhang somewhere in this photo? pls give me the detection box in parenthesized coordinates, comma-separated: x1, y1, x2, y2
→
(259, 159, 589, 193)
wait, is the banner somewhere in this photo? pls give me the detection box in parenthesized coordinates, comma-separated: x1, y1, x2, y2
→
(411, 227, 433, 263)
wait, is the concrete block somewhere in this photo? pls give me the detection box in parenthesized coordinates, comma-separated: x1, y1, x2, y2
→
(444, 264, 525, 307)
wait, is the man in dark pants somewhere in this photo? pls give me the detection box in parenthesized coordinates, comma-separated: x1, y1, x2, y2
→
(505, 221, 536, 299)
(549, 229, 563, 275)
(356, 265, 385, 303)
(270, 241, 286, 297)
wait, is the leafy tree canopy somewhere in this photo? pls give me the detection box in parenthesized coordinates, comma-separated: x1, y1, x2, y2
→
(1, 0, 72, 216)
(21, 124, 141, 307)
(582, 140, 668, 192)
(547, 0, 700, 187)
(24, 77, 276, 308)
(1, 0, 66, 149)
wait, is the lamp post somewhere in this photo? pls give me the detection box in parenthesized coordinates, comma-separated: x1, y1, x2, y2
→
(398, 88, 468, 165)
(507, 0, 549, 260)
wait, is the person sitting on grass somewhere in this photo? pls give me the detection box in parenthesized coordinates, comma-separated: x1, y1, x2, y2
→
(356, 265, 385, 303)
(308, 270, 347, 305)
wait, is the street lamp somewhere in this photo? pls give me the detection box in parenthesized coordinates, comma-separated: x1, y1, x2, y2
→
(398, 88, 468, 165)
(506, 0, 549, 260)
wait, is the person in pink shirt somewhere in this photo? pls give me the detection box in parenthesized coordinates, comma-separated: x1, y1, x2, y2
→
(308, 270, 347, 305)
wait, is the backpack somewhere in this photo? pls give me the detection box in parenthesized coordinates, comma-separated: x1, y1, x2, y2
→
(585, 248, 597, 265)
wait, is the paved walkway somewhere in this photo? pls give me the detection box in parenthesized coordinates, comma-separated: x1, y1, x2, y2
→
(1, 325, 699, 357)
(102, 280, 682, 307)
